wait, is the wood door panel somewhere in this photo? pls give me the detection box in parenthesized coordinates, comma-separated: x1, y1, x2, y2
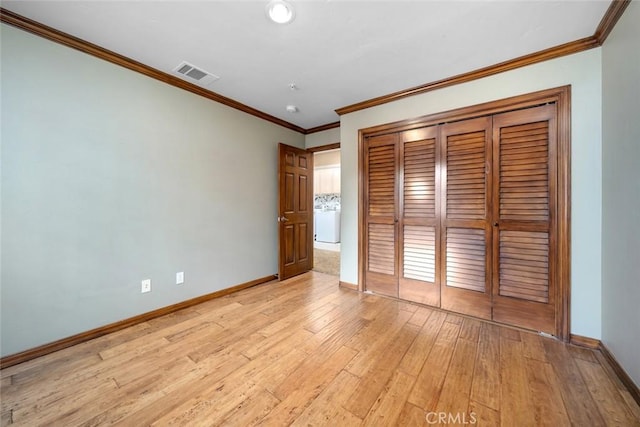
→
(284, 172, 295, 213)
(398, 127, 440, 306)
(364, 133, 399, 297)
(441, 287, 491, 320)
(440, 117, 492, 319)
(491, 104, 556, 335)
(298, 175, 309, 212)
(278, 144, 313, 280)
(284, 224, 295, 265)
(492, 301, 555, 333)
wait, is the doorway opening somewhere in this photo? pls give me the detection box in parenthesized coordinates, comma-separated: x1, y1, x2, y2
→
(313, 148, 340, 276)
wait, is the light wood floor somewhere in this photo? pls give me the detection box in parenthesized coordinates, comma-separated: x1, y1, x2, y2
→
(2, 271, 639, 426)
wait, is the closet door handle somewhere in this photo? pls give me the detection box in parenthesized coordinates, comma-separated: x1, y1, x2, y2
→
(493, 222, 499, 227)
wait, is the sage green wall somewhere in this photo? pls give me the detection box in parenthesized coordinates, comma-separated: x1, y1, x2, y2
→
(340, 48, 603, 339)
(305, 128, 340, 149)
(601, 0, 640, 386)
(0, 24, 305, 357)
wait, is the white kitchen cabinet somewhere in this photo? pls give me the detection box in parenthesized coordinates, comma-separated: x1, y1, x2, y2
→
(314, 166, 340, 194)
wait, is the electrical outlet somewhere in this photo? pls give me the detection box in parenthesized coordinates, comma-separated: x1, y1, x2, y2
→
(176, 271, 184, 285)
(141, 279, 151, 293)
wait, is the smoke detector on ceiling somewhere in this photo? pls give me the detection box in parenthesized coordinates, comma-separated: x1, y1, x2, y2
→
(173, 61, 220, 86)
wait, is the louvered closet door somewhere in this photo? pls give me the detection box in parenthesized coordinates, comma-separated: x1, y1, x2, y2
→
(398, 127, 440, 306)
(440, 117, 492, 319)
(364, 133, 399, 297)
(491, 104, 557, 334)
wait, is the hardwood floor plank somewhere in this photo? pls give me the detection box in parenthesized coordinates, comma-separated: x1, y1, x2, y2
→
(361, 370, 416, 425)
(470, 322, 501, 411)
(408, 306, 435, 327)
(50, 356, 197, 426)
(186, 313, 273, 363)
(408, 320, 461, 411)
(396, 402, 429, 426)
(500, 326, 522, 341)
(258, 292, 339, 337)
(273, 316, 368, 400)
(1, 409, 12, 427)
(344, 323, 420, 418)
(11, 374, 117, 425)
(445, 313, 464, 325)
(524, 358, 571, 426)
(520, 330, 548, 362)
(468, 400, 499, 427)
(567, 343, 599, 363)
(398, 310, 447, 377)
(291, 369, 362, 426)
(109, 352, 251, 426)
(345, 309, 414, 375)
(256, 345, 357, 425)
(216, 389, 281, 427)
(458, 317, 482, 342)
(575, 358, 639, 426)
(302, 291, 364, 335)
(542, 338, 606, 426)
(434, 337, 478, 419)
(500, 335, 535, 427)
(592, 351, 640, 420)
(1, 271, 637, 426)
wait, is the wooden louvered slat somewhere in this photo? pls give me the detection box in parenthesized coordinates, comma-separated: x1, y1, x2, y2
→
(368, 145, 395, 217)
(403, 225, 435, 282)
(403, 138, 436, 218)
(446, 131, 486, 220)
(499, 230, 549, 303)
(499, 121, 549, 221)
(446, 228, 485, 292)
(368, 223, 395, 275)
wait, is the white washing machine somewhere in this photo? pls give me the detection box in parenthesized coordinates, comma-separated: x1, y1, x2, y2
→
(315, 210, 340, 243)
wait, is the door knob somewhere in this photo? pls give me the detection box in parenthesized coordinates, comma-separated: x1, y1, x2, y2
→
(493, 222, 499, 227)
(278, 216, 289, 222)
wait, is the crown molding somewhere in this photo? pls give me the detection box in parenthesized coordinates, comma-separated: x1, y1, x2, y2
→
(305, 121, 340, 134)
(336, 36, 598, 116)
(594, 0, 631, 44)
(336, 0, 628, 116)
(0, 8, 306, 134)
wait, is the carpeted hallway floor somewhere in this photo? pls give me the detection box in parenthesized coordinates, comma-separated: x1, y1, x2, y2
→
(313, 248, 340, 276)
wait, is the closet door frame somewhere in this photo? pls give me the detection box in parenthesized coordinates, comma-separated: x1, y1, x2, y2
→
(358, 85, 571, 341)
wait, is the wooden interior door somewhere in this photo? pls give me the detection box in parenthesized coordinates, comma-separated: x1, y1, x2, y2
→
(363, 133, 399, 297)
(278, 143, 313, 280)
(440, 117, 493, 319)
(398, 126, 441, 306)
(491, 104, 557, 334)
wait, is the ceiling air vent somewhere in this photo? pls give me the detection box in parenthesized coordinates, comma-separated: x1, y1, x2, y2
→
(173, 61, 219, 86)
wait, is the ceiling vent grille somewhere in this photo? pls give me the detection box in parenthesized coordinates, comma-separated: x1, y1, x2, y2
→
(173, 61, 219, 86)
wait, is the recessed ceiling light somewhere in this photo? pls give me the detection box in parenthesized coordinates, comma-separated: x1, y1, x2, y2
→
(266, 0, 295, 24)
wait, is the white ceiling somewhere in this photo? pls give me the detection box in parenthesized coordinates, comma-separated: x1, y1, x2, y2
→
(2, 1, 611, 131)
